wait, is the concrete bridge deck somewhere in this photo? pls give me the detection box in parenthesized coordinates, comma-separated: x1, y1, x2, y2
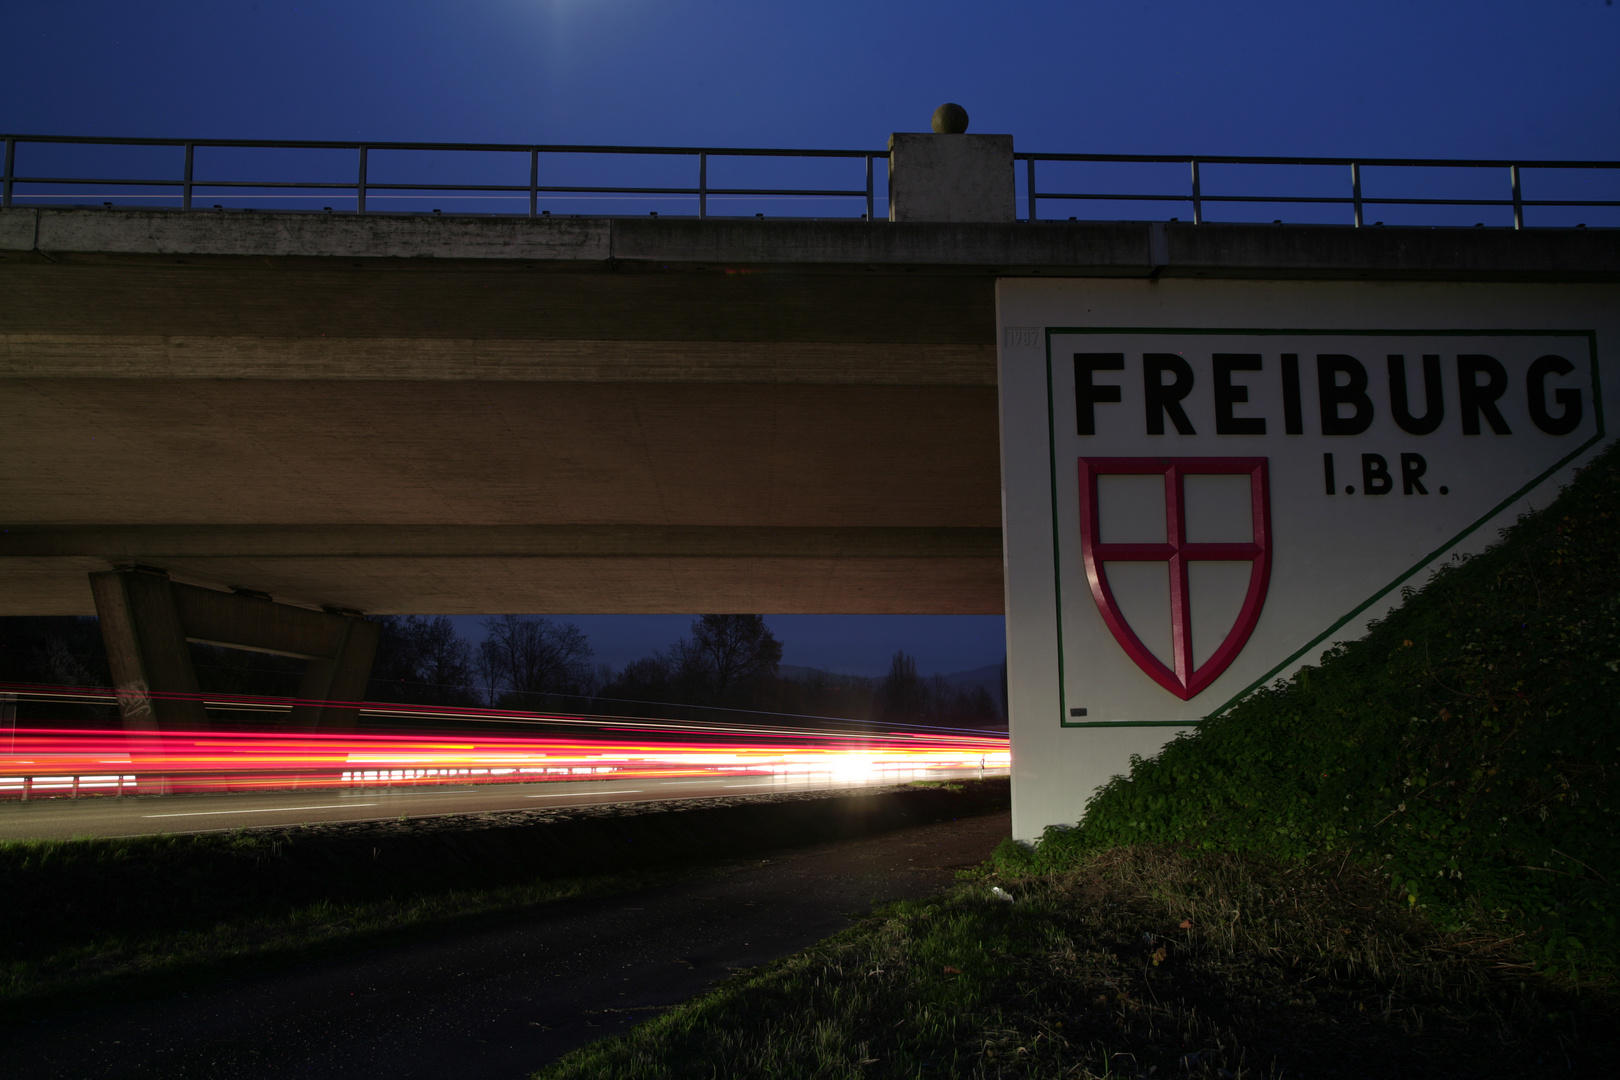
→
(3, 207, 1616, 617)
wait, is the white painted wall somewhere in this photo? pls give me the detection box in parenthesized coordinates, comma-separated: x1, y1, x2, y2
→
(997, 278, 1620, 841)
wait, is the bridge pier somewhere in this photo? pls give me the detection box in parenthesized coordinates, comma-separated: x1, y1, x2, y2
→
(89, 567, 379, 730)
(89, 566, 206, 729)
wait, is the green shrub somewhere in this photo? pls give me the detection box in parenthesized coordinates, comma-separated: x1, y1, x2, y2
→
(1016, 442, 1620, 971)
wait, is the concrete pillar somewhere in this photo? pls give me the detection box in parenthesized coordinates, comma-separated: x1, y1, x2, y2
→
(289, 614, 380, 730)
(887, 132, 1015, 223)
(89, 567, 208, 729)
(88, 568, 381, 732)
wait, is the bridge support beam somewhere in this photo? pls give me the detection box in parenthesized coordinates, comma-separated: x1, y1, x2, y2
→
(288, 615, 379, 730)
(88, 567, 380, 730)
(90, 566, 206, 730)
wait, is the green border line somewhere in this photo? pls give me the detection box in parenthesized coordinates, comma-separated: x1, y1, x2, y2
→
(1041, 326, 1605, 729)
(1044, 338, 1070, 725)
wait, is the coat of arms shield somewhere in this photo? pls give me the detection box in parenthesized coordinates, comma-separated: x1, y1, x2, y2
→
(1078, 457, 1272, 700)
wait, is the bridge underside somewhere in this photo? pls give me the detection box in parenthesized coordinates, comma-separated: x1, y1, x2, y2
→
(7, 208, 1612, 617)
(1, 218, 1004, 614)
(1, 376, 1003, 613)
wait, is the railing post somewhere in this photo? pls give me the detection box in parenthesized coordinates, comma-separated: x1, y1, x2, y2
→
(1026, 157, 1037, 222)
(699, 151, 707, 219)
(865, 154, 875, 221)
(182, 142, 194, 211)
(529, 149, 538, 218)
(1351, 161, 1363, 228)
(2, 136, 14, 209)
(1190, 160, 1203, 225)
(357, 146, 368, 214)
(1510, 164, 1523, 230)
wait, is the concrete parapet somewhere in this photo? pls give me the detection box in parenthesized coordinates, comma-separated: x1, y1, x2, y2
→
(0, 206, 609, 262)
(887, 133, 1015, 223)
(3, 208, 1615, 280)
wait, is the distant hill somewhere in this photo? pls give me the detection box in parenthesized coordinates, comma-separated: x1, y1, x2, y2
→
(777, 664, 875, 685)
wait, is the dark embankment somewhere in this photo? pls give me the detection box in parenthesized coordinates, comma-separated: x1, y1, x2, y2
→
(533, 452, 1620, 1078)
(0, 778, 1008, 1012)
(1010, 442, 1620, 972)
(538, 847, 1614, 1080)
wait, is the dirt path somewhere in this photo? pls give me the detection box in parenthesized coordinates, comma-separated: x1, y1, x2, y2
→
(5, 811, 1010, 1079)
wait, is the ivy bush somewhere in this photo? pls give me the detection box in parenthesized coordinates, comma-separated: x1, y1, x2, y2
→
(1012, 442, 1620, 971)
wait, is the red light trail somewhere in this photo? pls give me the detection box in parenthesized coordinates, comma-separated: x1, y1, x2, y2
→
(0, 684, 1009, 799)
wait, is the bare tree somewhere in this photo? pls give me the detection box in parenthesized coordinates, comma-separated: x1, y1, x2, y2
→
(0, 616, 115, 723)
(476, 638, 502, 706)
(367, 615, 479, 706)
(601, 652, 676, 703)
(877, 649, 926, 721)
(876, 650, 1001, 727)
(685, 614, 783, 707)
(478, 615, 594, 704)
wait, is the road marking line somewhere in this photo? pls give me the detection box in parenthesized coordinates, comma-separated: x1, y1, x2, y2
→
(340, 789, 479, 797)
(525, 790, 643, 798)
(657, 780, 794, 787)
(142, 803, 377, 818)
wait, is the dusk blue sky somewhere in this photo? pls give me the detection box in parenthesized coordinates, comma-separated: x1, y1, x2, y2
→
(5, 1, 1617, 157)
(6, 2, 1615, 677)
(448, 615, 1009, 678)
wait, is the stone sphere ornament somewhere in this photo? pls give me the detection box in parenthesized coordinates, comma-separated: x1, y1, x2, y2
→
(931, 103, 969, 134)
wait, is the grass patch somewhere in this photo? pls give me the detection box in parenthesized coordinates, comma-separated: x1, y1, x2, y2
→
(537, 846, 1614, 1079)
(0, 780, 1008, 1014)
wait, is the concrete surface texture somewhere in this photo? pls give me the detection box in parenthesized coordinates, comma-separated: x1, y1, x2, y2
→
(1, 207, 1615, 618)
(1, 811, 1013, 1080)
(887, 132, 1015, 223)
(89, 566, 378, 728)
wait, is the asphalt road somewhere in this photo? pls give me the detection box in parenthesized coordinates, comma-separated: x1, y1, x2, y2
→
(0, 768, 1005, 840)
(4, 809, 1013, 1079)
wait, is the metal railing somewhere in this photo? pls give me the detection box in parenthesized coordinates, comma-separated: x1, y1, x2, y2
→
(1018, 152, 1619, 229)
(1, 773, 135, 800)
(2, 134, 1616, 227)
(0, 134, 883, 220)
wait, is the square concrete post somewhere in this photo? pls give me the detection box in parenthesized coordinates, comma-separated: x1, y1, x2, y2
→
(289, 615, 380, 730)
(887, 133, 1015, 223)
(89, 567, 208, 730)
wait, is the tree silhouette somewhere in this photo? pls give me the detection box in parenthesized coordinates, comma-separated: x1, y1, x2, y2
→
(367, 615, 480, 706)
(877, 649, 926, 721)
(875, 649, 1001, 727)
(684, 614, 783, 707)
(477, 615, 594, 705)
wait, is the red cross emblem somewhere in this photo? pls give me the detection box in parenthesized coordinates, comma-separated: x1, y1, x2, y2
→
(1078, 457, 1272, 700)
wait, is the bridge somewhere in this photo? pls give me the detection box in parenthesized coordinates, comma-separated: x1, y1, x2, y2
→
(2, 131, 1616, 728)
